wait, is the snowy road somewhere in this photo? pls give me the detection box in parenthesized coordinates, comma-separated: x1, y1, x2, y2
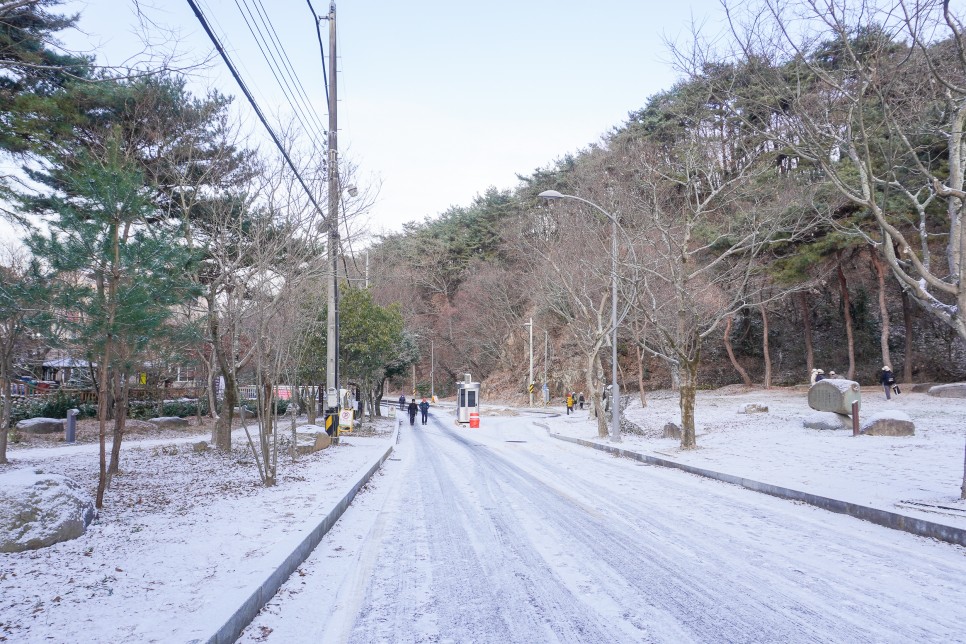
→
(241, 412, 966, 643)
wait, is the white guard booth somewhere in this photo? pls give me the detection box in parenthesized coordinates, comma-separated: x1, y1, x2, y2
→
(456, 373, 481, 424)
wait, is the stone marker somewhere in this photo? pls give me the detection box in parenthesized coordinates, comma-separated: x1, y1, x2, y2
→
(803, 412, 851, 430)
(808, 379, 861, 415)
(663, 422, 681, 439)
(739, 403, 768, 414)
(861, 411, 915, 436)
(15, 418, 64, 434)
(0, 470, 96, 552)
(926, 383, 966, 399)
(148, 416, 189, 429)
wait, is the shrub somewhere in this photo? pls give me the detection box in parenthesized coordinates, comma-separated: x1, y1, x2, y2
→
(7, 391, 91, 427)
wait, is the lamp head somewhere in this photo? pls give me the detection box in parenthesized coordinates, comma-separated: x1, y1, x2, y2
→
(538, 190, 564, 200)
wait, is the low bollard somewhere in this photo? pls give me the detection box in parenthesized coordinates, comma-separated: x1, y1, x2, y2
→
(65, 408, 79, 444)
(852, 400, 860, 436)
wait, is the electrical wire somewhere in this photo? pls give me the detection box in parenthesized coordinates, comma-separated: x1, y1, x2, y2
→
(306, 0, 330, 107)
(186, 0, 326, 218)
(247, 0, 329, 142)
(232, 0, 326, 154)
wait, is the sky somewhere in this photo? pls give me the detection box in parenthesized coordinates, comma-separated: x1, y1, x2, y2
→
(44, 0, 731, 238)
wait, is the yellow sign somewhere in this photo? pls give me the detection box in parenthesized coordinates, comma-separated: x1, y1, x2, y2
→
(528, 383, 534, 393)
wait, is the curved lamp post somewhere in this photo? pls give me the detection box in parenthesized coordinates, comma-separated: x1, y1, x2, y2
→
(538, 190, 621, 443)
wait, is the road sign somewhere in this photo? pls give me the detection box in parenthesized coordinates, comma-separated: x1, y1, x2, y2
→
(338, 408, 354, 432)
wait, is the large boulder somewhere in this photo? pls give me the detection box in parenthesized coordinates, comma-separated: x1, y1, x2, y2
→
(15, 417, 63, 434)
(861, 410, 915, 436)
(927, 383, 966, 399)
(0, 470, 96, 552)
(808, 379, 862, 415)
(148, 416, 189, 429)
(803, 412, 851, 430)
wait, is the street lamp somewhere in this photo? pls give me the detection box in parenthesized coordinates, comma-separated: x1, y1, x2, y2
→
(538, 190, 621, 443)
(523, 318, 534, 407)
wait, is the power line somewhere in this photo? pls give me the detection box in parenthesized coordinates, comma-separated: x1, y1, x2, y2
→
(243, 0, 329, 145)
(306, 0, 330, 106)
(232, 0, 324, 153)
(186, 0, 326, 217)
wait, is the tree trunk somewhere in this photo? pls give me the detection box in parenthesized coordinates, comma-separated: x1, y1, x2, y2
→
(635, 344, 648, 407)
(95, 361, 112, 509)
(837, 259, 857, 380)
(214, 368, 237, 450)
(679, 358, 699, 450)
(0, 355, 11, 464)
(307, 385, 318, 424)
(206, 355, 218, 420)
(761, 304, 772, 388)
(799, 291, 814, 377)
(586, 350, 607, 438)
(961, 440, 966, 500)
(724, 315, 752, 386)
(871, 252, 892, 370)
(108, 370, 130, 476)
(901, 289, 915, 384)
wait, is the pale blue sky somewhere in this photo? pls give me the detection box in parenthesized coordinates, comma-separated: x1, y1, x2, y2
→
(55, 0, 729, 235)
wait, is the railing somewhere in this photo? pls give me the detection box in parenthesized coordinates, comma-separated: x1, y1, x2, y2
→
(238, 385, 295, 401)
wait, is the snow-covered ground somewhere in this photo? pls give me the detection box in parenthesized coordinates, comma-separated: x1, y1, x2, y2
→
(1, 386, 965, 642)
(0, 419, 396, 643)
(239, 390, 966, 642)
(543, 385, 966, 530)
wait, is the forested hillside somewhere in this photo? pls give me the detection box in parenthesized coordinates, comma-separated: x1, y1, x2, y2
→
(364, 0, 966, 431)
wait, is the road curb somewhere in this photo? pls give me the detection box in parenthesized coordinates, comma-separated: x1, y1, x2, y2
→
(206, 421, 400, 644)
(550, 433, 966, 548)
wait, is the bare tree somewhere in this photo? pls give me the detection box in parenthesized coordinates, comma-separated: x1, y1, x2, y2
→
(613, 130, 814, 449)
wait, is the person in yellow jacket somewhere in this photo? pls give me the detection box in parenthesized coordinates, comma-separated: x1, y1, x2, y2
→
(566, 393, 574, 415)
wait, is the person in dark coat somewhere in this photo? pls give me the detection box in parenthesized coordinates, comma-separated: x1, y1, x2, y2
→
(407, 398, 418, 425)
(398, 394, 406, 410)
(814, 369, 826, 382)
(578, 392, 585, 410)
(418, 398, 430, 424)
(880, 366, 898, 399)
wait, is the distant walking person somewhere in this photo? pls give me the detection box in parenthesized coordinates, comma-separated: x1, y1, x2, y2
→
(419, 398, 430, 424)
(578, 392, 585, 410)
(398, 394, 406, 410)
(881, 366, 898, 399)
(814, 369, 826, 382)
(566, 393, 574, 415)
(408, 399, 418, 425)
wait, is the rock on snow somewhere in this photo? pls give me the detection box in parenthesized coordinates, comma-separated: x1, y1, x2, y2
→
(0, 470, 96, 553)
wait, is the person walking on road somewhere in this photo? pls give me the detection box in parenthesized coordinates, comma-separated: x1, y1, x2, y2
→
(398, 394, 406, 410)
(578, 392, 585, 410)
(407, 398, 418, 425)
(419, 398, 430, 424)
(566, 393, 574, 415)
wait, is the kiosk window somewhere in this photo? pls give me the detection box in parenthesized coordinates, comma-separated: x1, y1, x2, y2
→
(459, 390, 466, 408)
(468, 391, 477, 407)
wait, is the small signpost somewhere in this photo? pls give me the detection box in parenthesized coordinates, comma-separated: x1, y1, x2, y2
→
(338, 408, 354, 434)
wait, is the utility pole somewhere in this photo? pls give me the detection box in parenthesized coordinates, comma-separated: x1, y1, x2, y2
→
(525, 318, 533, 407)
(323, 1, 340, 440)
(543, 329, 548, 404)
(431, 340, 435, 400)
